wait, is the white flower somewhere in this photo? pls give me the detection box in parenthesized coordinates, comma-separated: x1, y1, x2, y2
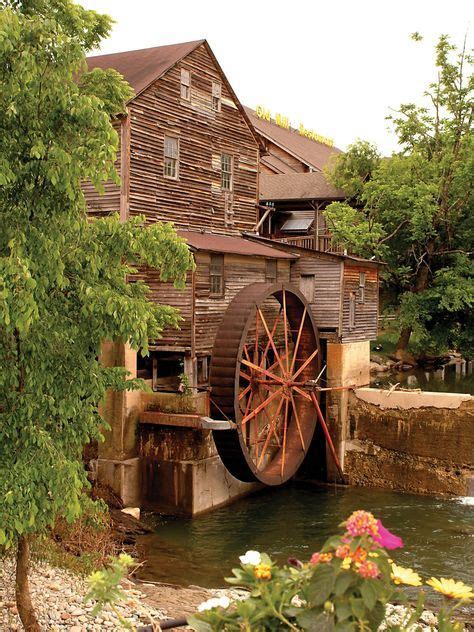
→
(197, 596, 230, 612)
(239, 550, 261, 566)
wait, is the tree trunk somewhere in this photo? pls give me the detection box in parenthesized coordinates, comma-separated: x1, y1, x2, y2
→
(395, 326, 412, 352)
(16, 536, 41, 632)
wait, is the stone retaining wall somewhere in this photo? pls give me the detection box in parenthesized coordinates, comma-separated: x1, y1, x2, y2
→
(344, 388, 474, 496)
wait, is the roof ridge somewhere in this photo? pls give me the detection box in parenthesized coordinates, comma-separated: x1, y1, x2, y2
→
(87, 39, 206, 61)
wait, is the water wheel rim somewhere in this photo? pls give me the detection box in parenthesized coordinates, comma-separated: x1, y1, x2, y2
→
(210, 282, 320, 486)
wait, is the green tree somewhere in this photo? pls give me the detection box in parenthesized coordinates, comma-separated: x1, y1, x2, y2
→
(325, 36, 473, 357)
(0, 1, 194, 628)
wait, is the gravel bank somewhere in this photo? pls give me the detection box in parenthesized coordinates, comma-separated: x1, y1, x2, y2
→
(0, 558, 166, 631)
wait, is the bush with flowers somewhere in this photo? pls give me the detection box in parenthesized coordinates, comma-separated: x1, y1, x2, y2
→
(189, 510, 472, 631)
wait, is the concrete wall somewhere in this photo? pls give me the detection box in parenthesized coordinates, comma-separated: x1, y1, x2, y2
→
(345, 388, 473, 496)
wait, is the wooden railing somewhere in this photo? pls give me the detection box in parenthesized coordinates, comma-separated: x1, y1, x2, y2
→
(275, 233, 345, 254)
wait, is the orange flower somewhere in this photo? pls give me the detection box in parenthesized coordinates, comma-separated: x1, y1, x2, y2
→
(352, 547, 368, 565)
(254, 563, 272, 580)
(335, 544, 351, 559)
(310, 552, 333, 565)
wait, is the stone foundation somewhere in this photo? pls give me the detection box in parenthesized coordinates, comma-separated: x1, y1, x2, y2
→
(345, 388, 473, 496)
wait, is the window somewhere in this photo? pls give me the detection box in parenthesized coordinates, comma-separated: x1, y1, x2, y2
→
(180, 68, 191, 101)
(300, 274, 315, 303)
(349, 292, 356, 330)
(210, 254, 224, 297)
(265, 259, 277, 283)
(221, 153, 233, 190)
(358, 271, 366, 304)
(212, 82, 221, 112)
(164, 136, 179, 179)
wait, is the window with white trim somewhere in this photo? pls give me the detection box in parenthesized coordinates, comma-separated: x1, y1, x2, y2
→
(221, 153, 233, 191)
(212, 82, 221, 112)
(358, 272, 366, 304)
(180, 68, 191, 101)
(164, 136, 179, 179)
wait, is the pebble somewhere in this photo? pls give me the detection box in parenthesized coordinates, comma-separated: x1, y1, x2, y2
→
(0, 557, 167, 630)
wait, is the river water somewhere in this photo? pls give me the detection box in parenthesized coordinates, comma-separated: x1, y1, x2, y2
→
(137, 484, 474, 599)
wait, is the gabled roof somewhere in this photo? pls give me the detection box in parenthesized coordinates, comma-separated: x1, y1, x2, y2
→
(86, 40, 262, 148)
(260, 172, 346, 202)
(87, 40, 205, 99)
(244, 106, 342, 172)
(177, 231, 297, 259)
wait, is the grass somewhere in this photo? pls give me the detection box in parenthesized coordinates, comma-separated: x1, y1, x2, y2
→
(371, 320, 420, 361)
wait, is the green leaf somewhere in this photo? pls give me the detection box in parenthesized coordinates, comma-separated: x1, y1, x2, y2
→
(360, 580, 378, 610)
(307, 565, 336, 606)
(349, 596, 365, 619)
(296, 610, 335, 632)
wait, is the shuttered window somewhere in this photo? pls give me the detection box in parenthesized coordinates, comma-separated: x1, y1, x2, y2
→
(300, 274, 315, 303)
(180, 68, 191, 101)
(221, 153, 233, 190)
(358, 272, 366, 304)
(164, 136, 179, 179)
(265, 259, 277, 283)
(349, 292, 356, 330)
(212, 82, 221, 112)
(210, 254, 224, 297)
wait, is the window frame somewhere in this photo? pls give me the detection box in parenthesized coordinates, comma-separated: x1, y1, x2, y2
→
(212, 82, 222, 112)
(221, 153, 233, 191)
(300, 274, 316, 303)
(349, 291, 356, 330)
(163, 135, 179, 180)
(209, 253, 225, 298)
(358, 271, 366, 304)
(180, 68, 191, 101)
(265, 259, 278, 283)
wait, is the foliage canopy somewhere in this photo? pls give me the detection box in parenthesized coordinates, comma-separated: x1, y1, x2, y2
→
(325, 36, 473, 355)
(0, 0, 194, 550)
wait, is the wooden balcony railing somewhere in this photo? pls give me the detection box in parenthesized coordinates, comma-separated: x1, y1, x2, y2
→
(275, 233, 344, 254)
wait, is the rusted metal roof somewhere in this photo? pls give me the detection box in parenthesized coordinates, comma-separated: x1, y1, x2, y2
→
(87, 40, 204, 99)
(281, 217, 314, 232)
(177, 231, 297, 259)
(245, 106, 342, 172)
(86, 41, 262, 149)
(260, 172, 346, 201)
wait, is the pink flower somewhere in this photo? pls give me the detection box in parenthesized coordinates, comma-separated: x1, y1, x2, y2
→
(373, 520, 403, 550)
(345, 510, 379, 538)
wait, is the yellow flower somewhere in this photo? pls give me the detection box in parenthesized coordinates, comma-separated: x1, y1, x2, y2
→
(391, 563, 422, 587)
(254, 563, 272, 580)
(341, 557, 352, 570)
(426, 577, 473, 600)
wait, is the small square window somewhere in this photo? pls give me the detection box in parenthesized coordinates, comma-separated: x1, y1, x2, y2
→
(221, 153, 232, 191)
(210, 254, 224, 297)
(265, 259, 277, 283)
(180, 68, 191, 101)
(212, 82, 221, 112)
(164, 136, 179, 179)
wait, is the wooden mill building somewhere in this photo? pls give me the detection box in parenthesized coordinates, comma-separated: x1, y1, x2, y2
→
(83, 40, 380, 514)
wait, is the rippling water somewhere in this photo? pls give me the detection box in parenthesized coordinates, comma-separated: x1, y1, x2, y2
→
(137, 484, 474, 598)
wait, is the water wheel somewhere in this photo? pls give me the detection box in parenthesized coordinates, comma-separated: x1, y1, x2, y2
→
(210, 282, 321, 485)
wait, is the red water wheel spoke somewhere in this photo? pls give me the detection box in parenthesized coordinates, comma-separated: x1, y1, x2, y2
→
(241, 386, 284, 426)
(257, 308, 287, 377)
(282, 290, 290, 375)
(259, 309, 282, 369)
(289, 307, 307, 376)
(257, 392, 286, 470)
(281, 396, 289, 477)
(292, 348, 319, 381)
(289, 390, 306, 451)
(241, 358, 284, 385)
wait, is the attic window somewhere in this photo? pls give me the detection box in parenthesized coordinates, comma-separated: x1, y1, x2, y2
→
(212, 82, 221, 112)
(181, 68, 191, 101)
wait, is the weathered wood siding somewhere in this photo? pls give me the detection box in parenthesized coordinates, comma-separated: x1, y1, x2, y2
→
(194, 253, 291, 355)
(264, 139, 308, 174)
(132, 267, 194, 350)
(341, 264, 378, 342)
(127, 43, 258, 234)
(290, 253, 343, 334)
(82, 119, 123, 217)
